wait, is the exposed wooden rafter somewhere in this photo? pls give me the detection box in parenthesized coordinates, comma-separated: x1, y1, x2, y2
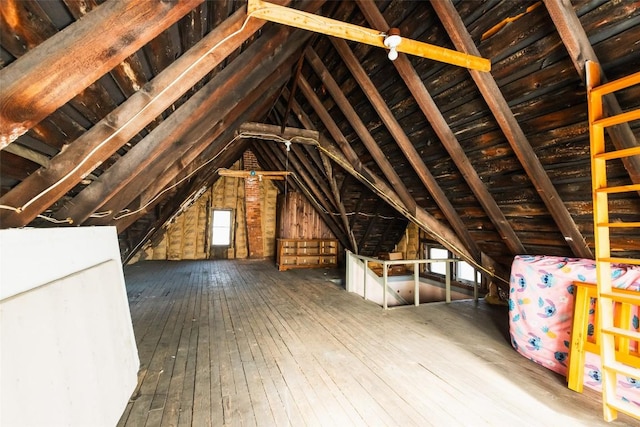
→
(304, 46, 417, 214)
(116, 134, 247, 236)
(0, 2, 317, 228)
(543, 0, 640, 188)
(297, 74, 507, 282)
(268, 101, 362, 253)
(356, 0, 526, 256)
(431, 0, 593, 259)
(84, 30, 307, 227)
(0, 0, 204, 147)
(1, 0, 637, 274)
(329, 36, 484, 262)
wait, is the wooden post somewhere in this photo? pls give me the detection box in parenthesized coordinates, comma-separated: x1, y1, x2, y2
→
(363, 259, 369, 302)
(383, 260, 388, 310)
(474, 269, 479, 302)
(445, 261, 452, 304)
(414, 262, 420, 306)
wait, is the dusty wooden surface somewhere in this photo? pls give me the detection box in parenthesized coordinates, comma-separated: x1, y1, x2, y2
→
(117, 260, 635, 426)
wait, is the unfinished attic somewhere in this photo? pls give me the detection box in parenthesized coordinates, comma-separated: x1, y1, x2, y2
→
(1, 0, 640, 425)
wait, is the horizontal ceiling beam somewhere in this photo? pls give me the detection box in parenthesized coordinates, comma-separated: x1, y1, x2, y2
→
(239, 122, 320, 142)
(247, 0, 490, 71)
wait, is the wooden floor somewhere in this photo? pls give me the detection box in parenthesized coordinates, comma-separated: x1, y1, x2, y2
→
(117, 260, 635, 426)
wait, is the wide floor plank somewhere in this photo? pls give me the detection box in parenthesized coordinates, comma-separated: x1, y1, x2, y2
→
(117, 260, 635, 426)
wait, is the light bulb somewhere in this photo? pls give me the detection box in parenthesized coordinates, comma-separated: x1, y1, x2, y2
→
(383, 28, 402, 62)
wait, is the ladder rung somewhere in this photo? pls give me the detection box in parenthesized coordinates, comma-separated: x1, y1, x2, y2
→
(599, 257, 640, 266)
(601, 326, 640, 342)
(598, 222, 640, 228)
(593, 109, 640, 128)
(602, 359, 640, 380)
(606, 396, 640, 420)
(590, 71, 640, 96)
(594, 146, 640, 161)
(595, 184, 640, 194)
(601, 287, 640, 299)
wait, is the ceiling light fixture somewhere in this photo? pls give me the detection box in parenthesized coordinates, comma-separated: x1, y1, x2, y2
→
(383, 28, 402, 61)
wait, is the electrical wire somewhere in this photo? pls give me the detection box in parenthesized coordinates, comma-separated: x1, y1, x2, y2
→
(10, 4, 378, 216)
(0, 1, 505, 283)
(0, 204, 73, 224)
(88, 210, 113, 218)
(15, 10, 262, 215)
(111, 133, 242, 220)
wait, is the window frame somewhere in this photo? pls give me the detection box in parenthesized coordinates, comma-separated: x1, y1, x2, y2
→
(211, 209, 233, 247)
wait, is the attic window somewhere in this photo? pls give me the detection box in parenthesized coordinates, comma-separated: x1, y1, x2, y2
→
(212, 210, 232, 246)
(457, 260, 481, 283)
(428, 247, 448, 275)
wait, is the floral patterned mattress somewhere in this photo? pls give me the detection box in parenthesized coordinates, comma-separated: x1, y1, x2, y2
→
(508, 255, 640, 403)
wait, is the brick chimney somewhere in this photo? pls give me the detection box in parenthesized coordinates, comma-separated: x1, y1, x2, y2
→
(243, 150, 264, 258)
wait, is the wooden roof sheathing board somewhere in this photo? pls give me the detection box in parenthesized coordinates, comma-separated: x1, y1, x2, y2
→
(0, 0, 638, 279)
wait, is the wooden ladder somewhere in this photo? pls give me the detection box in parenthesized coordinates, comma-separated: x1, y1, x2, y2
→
(587, 60, 640, 422)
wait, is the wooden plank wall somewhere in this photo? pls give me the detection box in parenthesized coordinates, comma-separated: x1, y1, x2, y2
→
(130, 160, 281, 262)
(277, 192, 336, 240)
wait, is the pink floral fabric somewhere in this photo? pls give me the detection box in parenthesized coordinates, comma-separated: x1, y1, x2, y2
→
(508, 255, 640, 404)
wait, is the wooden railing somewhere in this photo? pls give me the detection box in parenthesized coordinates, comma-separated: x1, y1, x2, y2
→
(345, 250, 479, 309)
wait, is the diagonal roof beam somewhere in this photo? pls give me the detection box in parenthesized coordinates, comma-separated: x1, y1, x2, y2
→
(431, 0, 593, 259)
(273, 97, 334, 183)
(290, 143, 337, 205)
(57, 18, 314, 226)
(0, 0, 204, 146)
(318, 149, 360, 253)
(83, 32, 306, 227)
(0, 1, 311, 228)
(275, 92, 360, 252)
(356, 0, 525, 256)
(121, 172, 209, 263)
(298, 74, 508, 283)
(543, 0, 640, 188)
(304, 46, 417, 215)
(115, 137, 247, 235)
(330, 36, 484, 262)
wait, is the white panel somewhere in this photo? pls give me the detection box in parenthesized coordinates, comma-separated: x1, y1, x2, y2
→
(0, 227, 122, 300)
(0, 227, 139, 427)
